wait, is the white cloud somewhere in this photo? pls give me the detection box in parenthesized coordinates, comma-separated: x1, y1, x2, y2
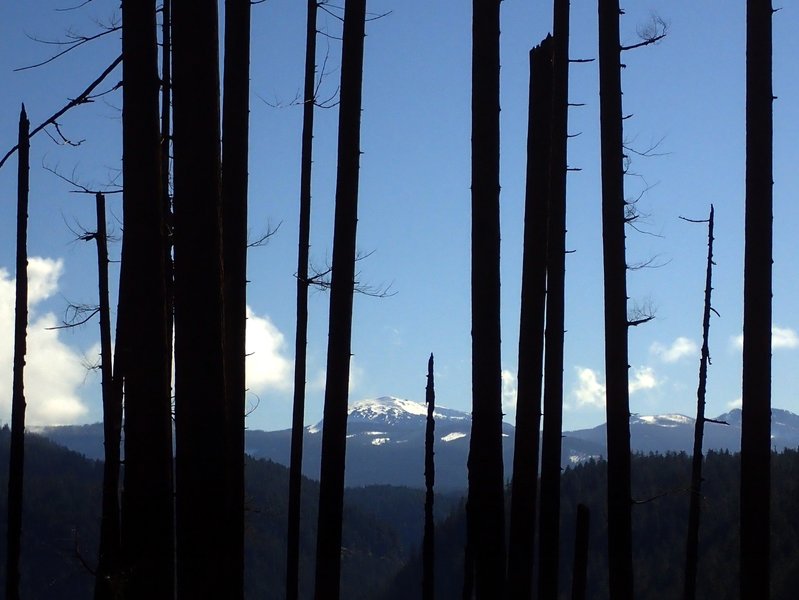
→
(650, 337, 698, 363)
(727, 397, 742, 410)
(245, 307, 293, 393)
(501, 369, 517, 413)
(731, 325, 799, 351)
(0, 258, 89, 425)
(573, 367, 606, 408)
(629, 366, 658, 394)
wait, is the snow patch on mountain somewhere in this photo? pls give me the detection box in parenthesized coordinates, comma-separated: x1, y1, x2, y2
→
(441, 432, 467, 442)
(633, 414, 695, 428)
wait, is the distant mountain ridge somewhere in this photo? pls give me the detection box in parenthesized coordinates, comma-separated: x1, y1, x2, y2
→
(36, 397, 799, 491)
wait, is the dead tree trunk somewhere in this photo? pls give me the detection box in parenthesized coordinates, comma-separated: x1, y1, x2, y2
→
(172, 0, 228, 596)
(598, 1, 634, 598)
(467, 1, 506, 597)
(119, 2, 174, 596)
(93, 192, 123, 600)
(682, 205, 716, 600)
(537, 2, 570, 597)
(5, 104, 29, 600)
(313, 1, 367, 597)
(506, 35, 553, 600)
(740, 1, 773, 597)
(160, 0, 174, 379)
(286, 2, 319, 598)
(423, 353, 436, 600)
(222, 1, 251, 596)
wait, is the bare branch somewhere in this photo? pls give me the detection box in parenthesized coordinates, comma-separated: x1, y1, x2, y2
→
(47, 303, 100, 330)
(247, 220, 282, 248)
(621, 14, 668, 51)
(16, 25, 120, 72)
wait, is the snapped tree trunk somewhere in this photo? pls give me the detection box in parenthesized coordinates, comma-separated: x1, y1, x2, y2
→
(537, 2, 570, 597)
(118, 2, 174, 596)
(286, 2, 319, 598)
(598, 1, 634, 598)
(423, 353, 436, 600)
(506, 35, 553, 600)
(313, 1, 367, 597)
(5, 104, 29, 600)
(221, 1, 251, 596)
(467, 0, 506, 597)
(172, 0, 228, 596)
(682, 205, 716, 600)
(740, 1, 773, 597)
(93, 192, 123, 600)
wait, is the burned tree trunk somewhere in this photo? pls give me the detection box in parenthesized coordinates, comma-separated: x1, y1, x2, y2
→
(172, 0, 228, 596)
(537, 2, 570, 597)
(598, 1, 634, 598)
(423, 353, 436, 600)
(467, 0, 506, 596)
(506, 35, 553, 600)
(286, 2, 319, 598)
(118, 2, 174, 596)
(221, 0, 252, 596)
(313, 1, 367, 597)
(740, 1, 773, 597)
(5, 104, 29, 600)
(93, 193, 123, 600)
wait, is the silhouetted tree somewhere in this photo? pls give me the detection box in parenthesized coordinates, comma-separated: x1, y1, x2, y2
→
(506, 35, 553, 600)
(287, 3, 319, 598)
(118, 2, 174, 596)
(467, 0, 506, 596)
(5, 104, 29, 600)
(313, 1, 367, 598)
(538, 2, 571, 597)
(423, 353, 436, 600)
(597, 1, 633, 598)
(740, 1, 773, 597)
(682, 206, 716, 600)
(172, 0, 228, 596)
(93, 192, 122, 600)
(222, 0, 251, 596)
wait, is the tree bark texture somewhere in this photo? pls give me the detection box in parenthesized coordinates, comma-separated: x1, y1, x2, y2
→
(506, 35, 552, 600)
(740, 1, 773, 597)
(286, 2, 319, 598)
(313, 1, 367, 597)
(423, 353, 436, 600)
(467, 1, 506, 597)
(172, 0, 228, 597)
(5, 104, 29, 600)
(598, 1, 634, 598)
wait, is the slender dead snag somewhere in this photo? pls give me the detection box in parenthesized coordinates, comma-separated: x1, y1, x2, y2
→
(286, 2, 319, 598)
(313, 1, 367, 596)
(740, 2, 773, 597)
(683, 205, 715, 600)
(0, 55, 122, 170)
(5, 105, 30, 600)
(538, 2, 570, 597)
(93, 193, 123, 600)
(507, 35, 553, 600)
(423, 353, 436, 600)
(571, 504, 591, 600)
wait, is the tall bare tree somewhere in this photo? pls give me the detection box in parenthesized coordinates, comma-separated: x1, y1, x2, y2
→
(598, 1, 633, 598)
(683, 205, 716, 600)
(538, 2, 571, 596)
(5, 105, 29, 600)
(118, 2, 174, 596)
(313, 1, 368, 597)
(506, 35, 553, 600)
(467, 0, 506, 596)
(172, 0, 228, 596)
(222, 0, 252, 596)
(740, 1, 773, 597)
(423, 353, 436, 600)
(287, 2, 319, 598)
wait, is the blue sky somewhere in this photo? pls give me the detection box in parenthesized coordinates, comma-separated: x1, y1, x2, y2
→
(0, 1, 797, 433)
